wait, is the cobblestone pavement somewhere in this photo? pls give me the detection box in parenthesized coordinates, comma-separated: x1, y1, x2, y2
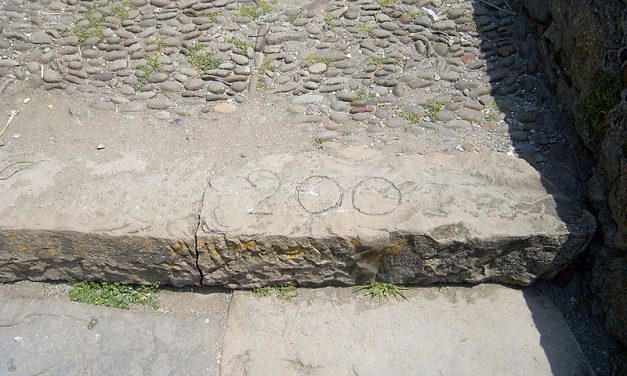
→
(1, 0, 576, 170)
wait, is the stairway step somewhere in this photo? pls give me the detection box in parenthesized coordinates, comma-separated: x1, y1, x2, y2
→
(0, 149, 595, 287)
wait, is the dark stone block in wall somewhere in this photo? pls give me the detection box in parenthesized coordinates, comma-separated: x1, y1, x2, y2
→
(524, 0, 553, 23)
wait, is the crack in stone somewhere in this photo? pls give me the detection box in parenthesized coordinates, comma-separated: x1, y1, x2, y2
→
(217, 292, 235, 376)
(0, 312, 86, 328)
(191, 170, 214, 286)
(194, 184, 208, 286)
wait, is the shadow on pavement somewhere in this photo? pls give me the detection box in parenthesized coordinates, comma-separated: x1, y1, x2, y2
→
(469, 0, 597, 374)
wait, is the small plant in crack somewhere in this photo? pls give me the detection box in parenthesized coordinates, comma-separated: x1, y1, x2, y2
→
(199, 11, 220, 23)
(72, 18, 104, 46)
(187, 42, 221, 71)
(324, 14, 339, 24)
(369, 56, 384, 70)
(354, 281, 408, 300)
(229, 37, 252, 52)
(239, 5, 260, 19)
(259, 56, 275, 73)
(69, 279, 160, 310)
(304, 55, 333, 68)
(239, 0, 276, 21)
(425, 100, 445, 121)
(357, 24, 374, 36)
(256, 56, 275, 90)
(286, 9, 305, 23)
(576, 71, 621, 138)
(133, 54, 161, 92)
(252, 285, 298, 301)
(355, 89, 376, 101)
(398, 110, 421, 124)
(313, 138, 325, 150)
(484, 112, 498, 122)
(259, 0, 276, 13)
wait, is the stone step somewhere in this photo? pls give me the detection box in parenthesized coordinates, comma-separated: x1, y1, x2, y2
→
(221, 284, 594, 376)
(197, 151, 596, 288)
(0, 283, 594, 376)
(0, 142, 595, 287)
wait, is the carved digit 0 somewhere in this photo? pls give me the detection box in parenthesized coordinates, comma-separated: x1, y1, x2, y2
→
(351, 177, 401, 215)
(296, 175, 343, 214)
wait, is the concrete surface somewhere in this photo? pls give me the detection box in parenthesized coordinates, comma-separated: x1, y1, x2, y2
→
(0, 282, 593, 376)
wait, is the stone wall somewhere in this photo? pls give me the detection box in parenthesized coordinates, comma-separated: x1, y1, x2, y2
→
(521, 0, 626, 348)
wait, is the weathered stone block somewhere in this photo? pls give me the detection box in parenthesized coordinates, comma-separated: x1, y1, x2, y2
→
(197, 152, 596, 288)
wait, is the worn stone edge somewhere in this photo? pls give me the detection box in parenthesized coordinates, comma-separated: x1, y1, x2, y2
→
(196, 226, 594, 288)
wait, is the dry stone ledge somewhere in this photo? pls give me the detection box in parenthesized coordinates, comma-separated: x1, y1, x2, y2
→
(197, 152, 596, 288)
(0, 149, 595, 288)
(0, 157, 204, 287)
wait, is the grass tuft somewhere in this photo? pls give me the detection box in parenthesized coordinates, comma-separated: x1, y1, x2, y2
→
(69, 280, 160, 310)
(72, 1, 138, 46)
(229, 37, 252, 52)
(369, 56, 384, 69)
(576, 71, 621, 130)
(239, 5, 260, 19)
(354, 281, 408, 300)
(305, 55, 333, 67)
(426, 100, 445, 121)
(324, 14, 338, 24)
(133, 54, 161, 91)
(259, 55, 275, 72)
(286, 10, 305, 23)
(253, 285, 298, 301)
(357, 24, 374, 36)
(355, 89, 376, 101)
(199, 11, 220, 23)
(72, 18, 103, 46)
(187, 42, 221, 71)
(399, 110, 421, 124)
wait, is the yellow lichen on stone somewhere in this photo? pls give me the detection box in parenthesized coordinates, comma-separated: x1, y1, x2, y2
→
(19, 244, 29, 252)
(178, 240, 190, 252)
(366, 251, 385, 261)
(286, 246, 305, 259)
(199, 240, 218, 258)
(167, 240, 191, 257)
(384, 242, 405, 256)
(36, 248, 60, 257)
(226, 239, 243, 252)
(244, 240, 256, 251)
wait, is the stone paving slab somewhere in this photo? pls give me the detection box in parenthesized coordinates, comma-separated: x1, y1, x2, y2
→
(0, 136, 204, 286)
(197, 150, 595, 287)
(0, 282, 594, 376)
(0, 286, 229, 376)
(220, 284, 594, 376)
